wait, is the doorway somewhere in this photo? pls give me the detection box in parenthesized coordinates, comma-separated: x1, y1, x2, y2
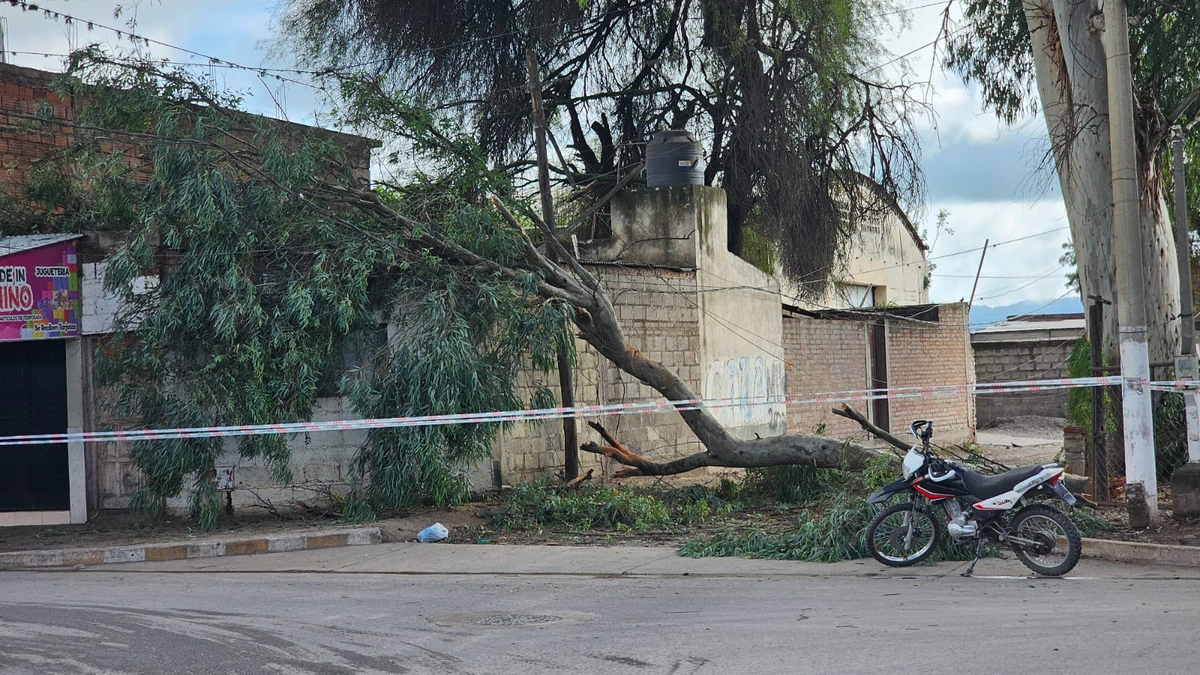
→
(0, 340, 70, 511)
(868, 321, 890, 433)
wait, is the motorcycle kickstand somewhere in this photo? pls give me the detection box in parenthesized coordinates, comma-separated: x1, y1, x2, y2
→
(961, 538, 988, 578)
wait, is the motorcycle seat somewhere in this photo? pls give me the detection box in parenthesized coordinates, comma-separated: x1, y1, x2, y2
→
(962, 465, 1044, 500)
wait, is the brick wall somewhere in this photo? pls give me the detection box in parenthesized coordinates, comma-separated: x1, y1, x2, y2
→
(973, 338, 1077, 425)
(886, 303, 975, 442)
(783, 302, 975, 444)
(0, 62, 373, 206)
(0, 64, 74, 200)
(489, 265, 704, 486)
(783, 314, 869, 437)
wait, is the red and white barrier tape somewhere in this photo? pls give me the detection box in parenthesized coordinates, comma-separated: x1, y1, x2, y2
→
(0, 375, 1137, 447)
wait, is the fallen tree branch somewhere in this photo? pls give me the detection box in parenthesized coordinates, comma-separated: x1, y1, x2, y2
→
(831, 404, 909, 455)
(579, 421, 890, 477)
(565, 468, 594, 488)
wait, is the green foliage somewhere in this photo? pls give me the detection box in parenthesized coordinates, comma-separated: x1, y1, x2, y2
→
(679, 494, 876, 562)
(739, 454, 894, 505)
(9, 51, 574, 527)
(489, 481, 675, 532)
(740, 224, 778, 276)
(1066, 337, 1092, 429)
(1066, 507, 1109, 537)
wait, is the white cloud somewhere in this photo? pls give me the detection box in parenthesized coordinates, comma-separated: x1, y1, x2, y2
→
(922, 199, 1072, 305)
(1, 0, 324, 125)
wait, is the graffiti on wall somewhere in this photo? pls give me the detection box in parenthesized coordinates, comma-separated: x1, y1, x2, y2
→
(704, 356, 786, 432)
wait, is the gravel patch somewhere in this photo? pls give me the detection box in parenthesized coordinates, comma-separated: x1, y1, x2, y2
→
(979, 415, 1068, 440)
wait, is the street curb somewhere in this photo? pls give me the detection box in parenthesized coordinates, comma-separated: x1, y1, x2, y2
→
(1083, 537, 1200, 567)
(0, 527, 382, 569)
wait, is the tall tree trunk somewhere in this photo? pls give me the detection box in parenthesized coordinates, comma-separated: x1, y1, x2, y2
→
(1024, 0, 1179, 362)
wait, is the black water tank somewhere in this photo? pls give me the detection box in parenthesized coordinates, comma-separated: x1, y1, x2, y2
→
(646, 130, 704, 187)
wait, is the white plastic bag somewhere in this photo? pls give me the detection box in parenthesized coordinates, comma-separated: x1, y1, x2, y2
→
(417, 522, 449, 542)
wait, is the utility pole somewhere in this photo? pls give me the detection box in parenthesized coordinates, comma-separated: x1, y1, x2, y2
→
(525, 46, 579, 479)
(967, 239, 989, 308)
(1171, 125, 1200, 516)
(1099, 0, 1157, 526)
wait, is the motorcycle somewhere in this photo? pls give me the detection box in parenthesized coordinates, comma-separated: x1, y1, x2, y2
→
(864, 420, 1082, 577)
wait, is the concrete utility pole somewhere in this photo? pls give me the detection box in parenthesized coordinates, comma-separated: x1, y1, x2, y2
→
(1171, 125, 1200, 516)
(1099, 0, 1157, 526)
(968, 239, 989, 308)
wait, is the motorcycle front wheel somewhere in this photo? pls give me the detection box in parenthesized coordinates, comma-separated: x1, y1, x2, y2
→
(1009, 503, 1081, 576)
(866, 502, 941, 567)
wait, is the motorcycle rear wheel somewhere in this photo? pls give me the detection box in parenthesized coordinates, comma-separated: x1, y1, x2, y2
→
(1009, 504, 1081, 576)
(866, 502, 941, 567)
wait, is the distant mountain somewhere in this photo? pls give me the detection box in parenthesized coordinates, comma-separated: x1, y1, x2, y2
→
(969, 297, 1084, 332)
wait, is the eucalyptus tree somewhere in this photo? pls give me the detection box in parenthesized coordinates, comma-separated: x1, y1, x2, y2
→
(279, 0, 927, 296)
(946, 0, 1200, 362)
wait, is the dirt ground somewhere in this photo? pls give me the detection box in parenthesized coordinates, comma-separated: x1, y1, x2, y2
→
(975, 415, 1065, 468)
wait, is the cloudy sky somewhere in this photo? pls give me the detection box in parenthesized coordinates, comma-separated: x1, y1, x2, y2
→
(1, 0, 1076, 309)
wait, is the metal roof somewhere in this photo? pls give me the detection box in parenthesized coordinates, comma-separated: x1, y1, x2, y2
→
(0, 233, 83, 257)
(972, 315, 1085, 343)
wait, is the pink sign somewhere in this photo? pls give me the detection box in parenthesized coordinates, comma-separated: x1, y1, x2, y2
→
(0, 240, 81, 341)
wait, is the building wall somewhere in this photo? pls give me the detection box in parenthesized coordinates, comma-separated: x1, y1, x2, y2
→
(833, 212, 929, 307)
(0, 62, 372, 205)
(886, 303, 975, 442)
(694, 189, 787, 441)
(783, 314, 870, 438)
(487, 266, 705, 486)
(783, 303, 975, 444)
(780, 197, 928, 311)
(973, 339, 1077, 425)
(0, 64, 75, 201)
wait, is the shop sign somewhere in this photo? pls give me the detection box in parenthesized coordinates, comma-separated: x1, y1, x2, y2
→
(0, 240, 82, 341)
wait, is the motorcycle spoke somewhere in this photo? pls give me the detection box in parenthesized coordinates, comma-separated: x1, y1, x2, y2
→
(1013, 514, 1069, 568)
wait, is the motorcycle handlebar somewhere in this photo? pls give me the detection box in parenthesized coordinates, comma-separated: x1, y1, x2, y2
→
(909, 420, 934, 441)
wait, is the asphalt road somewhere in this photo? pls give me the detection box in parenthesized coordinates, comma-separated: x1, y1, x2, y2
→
(1, 545, 1198, 674)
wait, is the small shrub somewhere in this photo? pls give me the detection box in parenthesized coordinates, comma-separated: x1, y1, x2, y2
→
(1066, 506, 1109, 536)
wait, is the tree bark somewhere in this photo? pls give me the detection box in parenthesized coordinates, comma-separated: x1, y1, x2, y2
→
(1024, 0, 1180, 362)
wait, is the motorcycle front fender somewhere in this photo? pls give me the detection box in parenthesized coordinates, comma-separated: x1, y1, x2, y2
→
(867, 477, 914, 505)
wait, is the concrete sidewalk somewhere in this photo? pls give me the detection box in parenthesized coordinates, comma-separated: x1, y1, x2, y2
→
(0, 527, 382, 569)
(86, 540, 1200, 580)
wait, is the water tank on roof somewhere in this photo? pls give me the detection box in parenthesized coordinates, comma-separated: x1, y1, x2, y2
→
(646, 130, 705, 187)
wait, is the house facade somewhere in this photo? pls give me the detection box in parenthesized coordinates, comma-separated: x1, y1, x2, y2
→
(0, 62, 374, 524)
(781, 184, 929, 311)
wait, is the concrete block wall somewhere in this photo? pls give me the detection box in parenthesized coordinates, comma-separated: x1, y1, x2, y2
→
(89, 369, 366, 511)
(973, 339, 1076, 425)
(489, 266, 704, 486)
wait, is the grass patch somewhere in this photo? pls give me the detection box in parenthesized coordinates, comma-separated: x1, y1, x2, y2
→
(486, 480, 735, 532)
(679, 494, 874, 562)
(1066, 506, 1110, 537)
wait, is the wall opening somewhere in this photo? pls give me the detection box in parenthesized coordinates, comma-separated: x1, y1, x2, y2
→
(0, 339, 70, 511)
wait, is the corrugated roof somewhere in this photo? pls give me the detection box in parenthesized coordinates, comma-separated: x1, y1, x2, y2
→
(975, 317, 1086, 334)
(0, 233, 83, 257)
